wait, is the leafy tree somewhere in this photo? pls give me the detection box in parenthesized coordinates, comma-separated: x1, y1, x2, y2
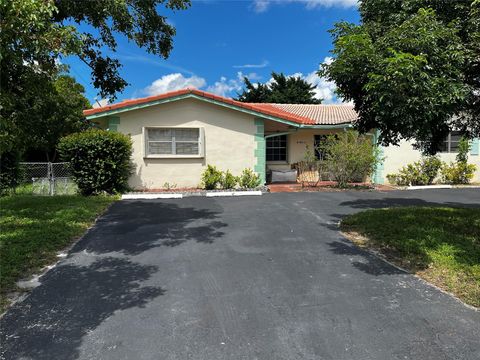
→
(1, 0, 189, 99)
(0, 0, 190, 153)
(236, 78, 271, 103)
(320, 0, 480, 154)
(237, 72, 322, 104)
(23, 74, 91, 161)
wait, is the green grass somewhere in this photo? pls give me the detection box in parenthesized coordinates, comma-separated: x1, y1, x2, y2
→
(341, 207, 480, 307)
(0, 194, 117, 311)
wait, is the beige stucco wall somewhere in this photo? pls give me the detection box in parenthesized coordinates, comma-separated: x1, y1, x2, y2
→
(114, 98, 257, 189)
(382, 140, 480, 183)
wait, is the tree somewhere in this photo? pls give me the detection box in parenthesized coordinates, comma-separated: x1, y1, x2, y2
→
(320, 0, 480, 154)
(237, 72, 322, 104)
(25, 74, 91, 161)
(236, 77, 271, 103)
(0, 0, 190, 153)
(1, 0, 190, 99)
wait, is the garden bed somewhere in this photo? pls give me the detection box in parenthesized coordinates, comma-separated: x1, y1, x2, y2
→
(268, 181, 394, 193)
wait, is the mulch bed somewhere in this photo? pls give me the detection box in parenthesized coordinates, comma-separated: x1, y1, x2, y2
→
(268, 181, 395, 193)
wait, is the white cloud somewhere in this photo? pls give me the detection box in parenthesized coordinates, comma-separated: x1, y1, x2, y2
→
(253, 0, 358, 13)
(143, 73, 206, 96)
(233, 60, 269, 69)
(141, 72, 261, 98)
(206, 72, 260, 97)
(138, 60, 343, 103)
(304, 58, 338, 103)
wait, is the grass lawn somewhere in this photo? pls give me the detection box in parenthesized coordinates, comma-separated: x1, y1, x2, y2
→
(341, 207, 480, 308)
(0, 194, 117, 312)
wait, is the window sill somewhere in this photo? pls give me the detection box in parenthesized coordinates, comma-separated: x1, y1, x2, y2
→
(144, 155, 204, 159)
(267, 161, 289, 165)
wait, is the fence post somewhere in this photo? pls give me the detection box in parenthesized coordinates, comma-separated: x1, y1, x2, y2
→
(48, 162, 54, 196)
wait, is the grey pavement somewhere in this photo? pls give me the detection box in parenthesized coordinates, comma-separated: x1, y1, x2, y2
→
(1, 189, 480, 360)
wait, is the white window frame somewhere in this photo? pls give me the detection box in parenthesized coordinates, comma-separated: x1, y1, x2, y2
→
(143, 127, 204, 158)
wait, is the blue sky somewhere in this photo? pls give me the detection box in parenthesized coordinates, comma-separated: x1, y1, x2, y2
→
(64, 0, 359, 105)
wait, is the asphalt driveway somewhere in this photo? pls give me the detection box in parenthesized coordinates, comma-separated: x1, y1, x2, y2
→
(1, 189, 480, 360)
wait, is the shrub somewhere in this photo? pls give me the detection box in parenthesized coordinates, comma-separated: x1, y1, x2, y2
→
(201, 165, 223, 190)
(387, 155, 443, 186)
(0, 151, 22, 196)
(456, 137, 470, 163)
(163, 182, 177, 190)
(387, 163, 428, 186)
(238, 168, 261, 189)
(441, 162, 476, 184)
(421, 155, 443, 184)
(440, 137, 476, 185)
(317, 130, 380, 188)
(220, 170, 238, 189)
(57, 129, 133, 195)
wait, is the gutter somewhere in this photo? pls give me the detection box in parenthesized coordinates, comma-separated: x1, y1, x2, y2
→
(265, 124, 353, 138)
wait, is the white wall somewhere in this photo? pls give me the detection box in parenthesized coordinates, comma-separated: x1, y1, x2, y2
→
(382, 140, 480, 183)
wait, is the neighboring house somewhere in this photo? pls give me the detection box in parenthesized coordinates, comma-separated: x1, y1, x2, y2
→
(83, 89, 480, 189)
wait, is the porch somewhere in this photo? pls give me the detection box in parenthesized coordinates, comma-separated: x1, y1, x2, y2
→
(262, 118, 352, 184)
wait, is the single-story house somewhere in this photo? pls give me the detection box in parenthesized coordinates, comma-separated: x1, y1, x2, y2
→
(83, 89, 480, 189)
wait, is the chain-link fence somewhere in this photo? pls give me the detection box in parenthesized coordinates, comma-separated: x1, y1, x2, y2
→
(18, 162, 77, 195)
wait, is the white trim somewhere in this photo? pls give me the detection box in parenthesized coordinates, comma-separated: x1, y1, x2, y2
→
(233, 190, 262, 196)
(122, 193, 183, 200)
(206, 191, 262, 197)
(407, 185, 453, 190)
(144, 154, 204, 159)
(206, 191, 235, 197)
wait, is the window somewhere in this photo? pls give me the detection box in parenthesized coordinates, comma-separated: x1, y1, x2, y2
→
(266, 135, 287, 162)
(314, 134, 338, 160)
(145, 128, 202, 157)
(439, 131, 462, 153)
(314, 135, 327, 160)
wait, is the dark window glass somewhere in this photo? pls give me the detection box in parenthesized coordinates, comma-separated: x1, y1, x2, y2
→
(438, 140, 448, 153)
(439, 131, 462, 153)
(314, 135, 327, 160)
(266, 135, 287, 161)
(449, 131, 462, 152)
(314, 134, 338, 160)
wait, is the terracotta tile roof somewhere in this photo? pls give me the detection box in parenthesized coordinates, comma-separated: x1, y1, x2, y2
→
(84, 89, 356, 126)
(263, 103, 357, 125)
